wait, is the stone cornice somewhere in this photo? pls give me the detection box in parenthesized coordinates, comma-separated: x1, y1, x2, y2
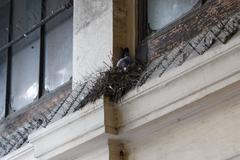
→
(28, 98, 118, 160)
(117, 32, 240, 133)
(1, 144, 35, 160)
(2, 32, 240, 160)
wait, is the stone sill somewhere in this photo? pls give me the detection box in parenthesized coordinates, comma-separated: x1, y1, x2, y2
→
(2, 33, 240, 160)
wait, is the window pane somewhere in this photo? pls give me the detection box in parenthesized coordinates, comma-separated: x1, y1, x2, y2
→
(0, 54, 7, 119)
(11, 0, 41, 111)
(148, 0, 199, 30)
(0, 1, 10, 119)
(45, 0, 73, 91)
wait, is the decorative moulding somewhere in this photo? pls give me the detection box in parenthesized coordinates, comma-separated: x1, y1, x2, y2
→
(1, 144, 35, 160)
(28, 98, 118, 160)
(117, 32, 240, 133)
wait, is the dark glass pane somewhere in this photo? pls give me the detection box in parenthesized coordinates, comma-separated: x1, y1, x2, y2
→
(11, 0, 41, 111)
(148, 0, 199, 30)
(0, 1, 10, 119)
(0, 54, 7, 119)
(44, 0, 73, 91)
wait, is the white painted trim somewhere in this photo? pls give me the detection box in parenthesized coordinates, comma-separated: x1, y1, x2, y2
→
(1, 144, 35, 160)
(29, 99, 108, 160)
(29, 98, 103, 142)
(117, 33, 240, 133)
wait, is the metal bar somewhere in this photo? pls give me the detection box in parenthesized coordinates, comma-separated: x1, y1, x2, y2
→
(38, 0, 46, 98)
(0, 0, 73, 53)
(5, 0, 13, 115)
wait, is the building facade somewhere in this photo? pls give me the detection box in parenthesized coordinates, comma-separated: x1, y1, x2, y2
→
(1, 0, 240, 160)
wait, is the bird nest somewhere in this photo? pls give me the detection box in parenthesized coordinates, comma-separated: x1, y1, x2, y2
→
(86, 62, 145, 103)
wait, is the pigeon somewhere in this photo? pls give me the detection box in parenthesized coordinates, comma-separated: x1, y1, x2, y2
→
(116, 48, 133, 72)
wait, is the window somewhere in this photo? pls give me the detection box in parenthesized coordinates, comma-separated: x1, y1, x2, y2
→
(0, 0, 73, 117)
(148, 0, 199, 30)
(11, 0, 42, 111)
(138, 0, 206, 42)
(45, 0, 73, 91)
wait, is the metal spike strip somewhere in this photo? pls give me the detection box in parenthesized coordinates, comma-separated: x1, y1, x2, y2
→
(138, 12, 240, 86)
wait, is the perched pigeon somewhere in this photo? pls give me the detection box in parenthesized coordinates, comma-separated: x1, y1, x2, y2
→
(116, 48, 133, 72)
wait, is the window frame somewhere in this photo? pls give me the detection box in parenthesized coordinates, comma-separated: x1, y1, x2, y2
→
(0, 0, 73, 116)
(136, 0, 209, 64)
(137, 0, 207, 43)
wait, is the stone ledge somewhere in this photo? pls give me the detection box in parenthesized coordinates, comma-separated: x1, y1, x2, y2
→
(117, 32, 240, 133)
(1, 144, 35, 160)
(28, 98, 117, 160)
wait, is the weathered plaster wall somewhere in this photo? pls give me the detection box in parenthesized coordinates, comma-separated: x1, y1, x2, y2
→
(73, 0, 113, 85)
(73, 0, 137, 86)
(127, 91, 240, 160)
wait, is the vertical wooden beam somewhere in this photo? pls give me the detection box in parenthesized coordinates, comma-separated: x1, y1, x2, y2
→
(113, 0, 137, 64)
(126, 0, 137, 59)
(137, 0, 148, 43)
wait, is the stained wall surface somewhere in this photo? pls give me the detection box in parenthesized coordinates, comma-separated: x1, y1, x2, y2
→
(73, 0, 113, 86)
